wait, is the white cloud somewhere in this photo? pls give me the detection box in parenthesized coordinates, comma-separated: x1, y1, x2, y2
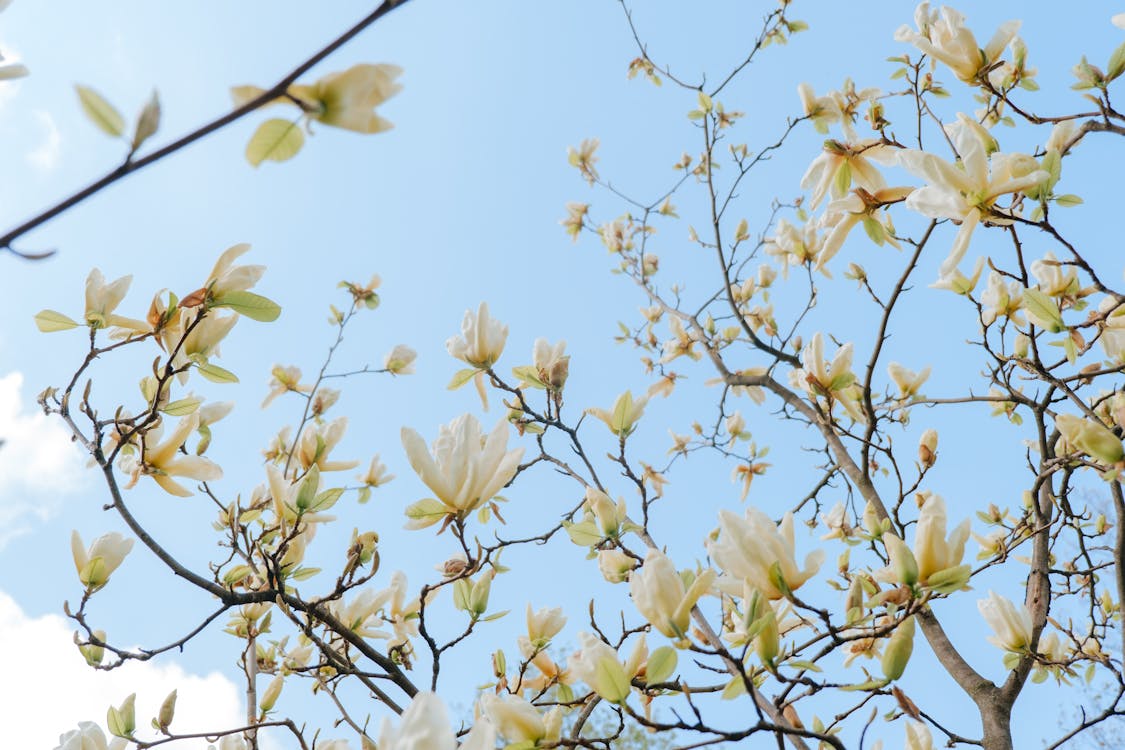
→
(1, 589, 249, 749)
(27, 109, 61, 170)
(0, 371, 86, 547)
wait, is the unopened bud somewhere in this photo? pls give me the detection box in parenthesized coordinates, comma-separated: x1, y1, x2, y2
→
(880, 615, 916, 681)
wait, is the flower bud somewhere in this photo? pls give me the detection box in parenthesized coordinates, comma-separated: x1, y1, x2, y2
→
(918, 429, 938, 469)
(107, 693, 137, 738)
(78, 630, 106, 666)
(880, 615, 916, 681)
(157, 689, 177, 732)
(259, 674, 284, 713)
(883, 534, 919, 587)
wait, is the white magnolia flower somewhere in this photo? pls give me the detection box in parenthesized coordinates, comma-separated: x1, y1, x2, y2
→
(447, 302, 508, 369)
(629, 548, 715, 640)
(898, 113, 1047, 280)
(54, 722, 128, 750)
(708, 508, 824, 599)
(895, 3, 1020, 83)
(401, 414, 524, 521)
(71, 531, 134, 590)
(978, 590, 1033, 653)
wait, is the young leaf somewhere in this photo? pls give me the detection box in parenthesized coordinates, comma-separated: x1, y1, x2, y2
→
(34, 309, 80, 332)
(195, 360, 240, 384)
(212, 290, 282, 322)
(132, 90, 161, 152)
(245, 118, 305, 167)
(76, 85, 126, 138)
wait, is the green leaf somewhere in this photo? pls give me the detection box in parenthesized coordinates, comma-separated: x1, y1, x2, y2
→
(562, 520, 603, 547)
(404, 498, 448, 529)
(1108, 41, 1125, 81)
(195, 360, 239, 384)
(646, 646, 678, 685)
(594, 657, 631, 703)
(840, 679, 888, 692)
(76, 85, 125, 137)
(245, 118, 305, 167)
(212, 290, 282, 322)
(481, 610, 510, 622)
(311, 487, 344, 513)
(132, 90, 161, 152)
(289, 566, 321, 581)
(785, 659, 823, 673)
(34, 309, 80, 332)
(862, 216, 885, 246)
(447, 367, 479, 390)
(1054, 194, 1083, 208)
(161, 397, 202, 417)
(511, 364, 546, 389)
(720, 676, 747, 700)
(1023, 287, 1065, 333)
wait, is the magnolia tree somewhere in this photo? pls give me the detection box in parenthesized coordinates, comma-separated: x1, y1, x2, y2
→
(8, 1, 1125, 749)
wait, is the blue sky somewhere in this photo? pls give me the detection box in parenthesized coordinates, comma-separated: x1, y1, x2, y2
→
(2, 1, 1124, 748)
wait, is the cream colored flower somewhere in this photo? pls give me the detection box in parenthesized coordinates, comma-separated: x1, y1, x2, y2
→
(630, 548, 715, 641)
(898, 114, 1047, 280)
(206, 243, 265, 298)
(912, 494, 970, 587)
(401, 414, 524, 520)
(1056, 414, 1125, 465)
(765, 218, 827, 276)
(568, 138, 600, 184)
(978, 590, 1033, 653)
(53, 722, 128, 750)
(357, 454, 394, 487)
(904, 720, 934, 750)
(261, 365, 312, 408)
(384, 344, 417, 375)
(801, 139, 895, 210)
(377, 692, 457, 750)
(587, 390, 648, 438)
(479, 694, 559, 745)
(295, 417, 358, 472)
(895, 3, 1020, 83)
(447, 302, 508, 369)
(71, 531, 134, 590)
(234, 64, 403, 134)
(125, 414, 223, 496)
(84, 269, 148, 332)
(887, 362, 931, 399)
(980, 271, 1024, 326)
(708, 508, 825, 599)
(796, 332, 855, 397)
(533, 338, 569, 390)
(598, 548, 637, 583)
(560, 202, 589, 241)
(567, 632, 644, 703)
(526, 604, 566, 648)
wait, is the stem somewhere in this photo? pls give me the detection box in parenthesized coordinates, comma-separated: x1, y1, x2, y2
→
(0, 0, 412, 255)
